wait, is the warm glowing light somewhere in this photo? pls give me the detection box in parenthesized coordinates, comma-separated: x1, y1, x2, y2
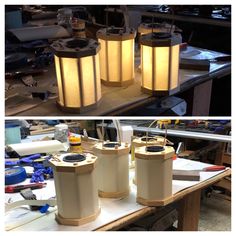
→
(140, 32, 182, 96)
(51, 38, 101, 113)
(97, 27, 136, 87)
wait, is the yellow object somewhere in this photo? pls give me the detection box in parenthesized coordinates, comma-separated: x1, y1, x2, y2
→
(157, 120, 171, 129)
(140, 32, 181, 96)
(97, 27, 136, 86)
(51, 38, 101, 113)
(69, 135, 82, 153)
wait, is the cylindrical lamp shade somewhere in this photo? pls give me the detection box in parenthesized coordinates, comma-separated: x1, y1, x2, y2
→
(135, 145, 175, 206)
(51, 38, 101, 113)
(49, 153, 100, 226)
(93, 142, 130, 198)
(96, 27, 136, 86)
(132, 136, 167, 185)
(140, 32, 182, 96)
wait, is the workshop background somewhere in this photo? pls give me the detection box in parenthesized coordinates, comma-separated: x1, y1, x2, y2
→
(4, 119, 231, 231)
(5, 5, 231, 116)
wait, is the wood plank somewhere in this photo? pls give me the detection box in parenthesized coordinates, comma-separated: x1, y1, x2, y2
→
(177, 189, 201, 231)
(173, 169, 231, 202)
(173, 170, 200, 181)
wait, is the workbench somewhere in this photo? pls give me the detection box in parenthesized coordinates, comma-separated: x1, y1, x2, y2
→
(5, 159, 231, 231)
(5, 131, 231, 231)
(5, 46, 231, 116)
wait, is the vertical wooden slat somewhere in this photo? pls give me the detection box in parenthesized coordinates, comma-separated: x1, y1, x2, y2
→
(105, 40, 109, 82)
(120, 41, 123, 82)
(78, 58, 84, 107)
(93, 55, 98, 102)
(168, 46, 172, 91)
(59, 57, 66, 106)
(152, 47, 155, 90)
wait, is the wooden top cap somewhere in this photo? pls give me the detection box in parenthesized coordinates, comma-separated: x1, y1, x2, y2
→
(140, 32, 182, 47)
(133, 136, 165, 147)
(135, 145, 175, 160)
(93, 142, 130, 155)
(51, 38, 100, 58)
(96, 27, 136, 41)
(49, 153, 97, 173)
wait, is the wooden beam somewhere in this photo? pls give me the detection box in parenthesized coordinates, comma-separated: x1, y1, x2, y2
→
(177, 189, 201, 231)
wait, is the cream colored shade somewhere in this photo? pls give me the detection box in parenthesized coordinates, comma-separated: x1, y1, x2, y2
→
(54, 54, 101, 108)
(141, 44, 180, 91)
(98, 38, 134, 83)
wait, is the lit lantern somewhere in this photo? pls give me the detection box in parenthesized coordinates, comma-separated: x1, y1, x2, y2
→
(96, 27, 136, 86)
(93, 141, 130, 198)
(140, 32, 182, 96)
(51, 38, 101, 113)
(138, 22, 176, 36)
(135, 145, 175, 206)
(49, 153, 100, 226)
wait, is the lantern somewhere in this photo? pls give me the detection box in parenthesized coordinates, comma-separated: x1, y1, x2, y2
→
(140, 32, 182, 96)
(135, 145, 175, 206)
(93, 141, 130, 198)
(96, 27, 136, 86)
(132, 136, 171, 185)
(51, 38, 101, 113)
(49, 153, 100, 226)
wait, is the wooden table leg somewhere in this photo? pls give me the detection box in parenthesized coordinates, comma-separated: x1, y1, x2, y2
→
(177, 189, 201, 231)
(192, 80, 212, 116)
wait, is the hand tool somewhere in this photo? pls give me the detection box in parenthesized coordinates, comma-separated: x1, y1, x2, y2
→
(192, 165, 226, 172)
(5, 182, 47, 193)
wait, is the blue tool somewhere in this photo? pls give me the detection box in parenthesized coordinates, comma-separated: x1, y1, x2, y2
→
(5, 167, 27, 185)
(5, 153, 41, 167)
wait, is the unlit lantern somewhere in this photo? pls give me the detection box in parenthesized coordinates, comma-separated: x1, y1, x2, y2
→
(49, 153, 100, 226)
(135, 145, 175, 206)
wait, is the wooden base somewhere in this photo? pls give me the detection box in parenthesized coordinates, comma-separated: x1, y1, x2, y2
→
(137, 195, 173, 206)
(141, 86, 179, 96)
(55, 208, 101, 226)
(99, 189, 129, 198)
(101, 79, 134, 87)
(56, 99, 101, 114)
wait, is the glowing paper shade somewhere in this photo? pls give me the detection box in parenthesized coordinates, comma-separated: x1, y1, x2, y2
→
(51, 38, 101, 113)
(140, 32, 182, 96)
(96, 27, 136, 86)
